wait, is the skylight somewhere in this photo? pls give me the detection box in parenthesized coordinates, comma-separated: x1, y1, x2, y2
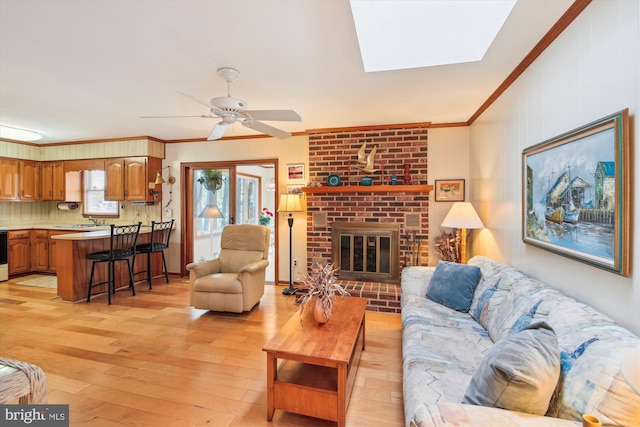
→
(350, 0, 517, 72)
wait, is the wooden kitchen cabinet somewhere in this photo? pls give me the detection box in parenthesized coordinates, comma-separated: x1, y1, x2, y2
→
(52, 162, 65, 201)
(105, 158, 125, 201)
(19, 160, 40, 200)
(105, 157, 162, 202)
(48, 231, 71, 273)
(124, 158, 147, 201)
(0, 158, 19, 200)
(9, 230, 31, 275)
(32, 230, 49, 272)
(41, 161, 65, 201)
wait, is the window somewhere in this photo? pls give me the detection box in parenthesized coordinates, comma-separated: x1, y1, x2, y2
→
(83, 170, 118, 216)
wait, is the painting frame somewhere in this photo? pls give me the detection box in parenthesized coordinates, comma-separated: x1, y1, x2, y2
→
(522, 109, 630, 277)
(434, 179, 465, 202)
(287, 163, 305, 181)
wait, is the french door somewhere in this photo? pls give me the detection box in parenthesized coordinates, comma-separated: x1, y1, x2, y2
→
(182, 160, 278, 283)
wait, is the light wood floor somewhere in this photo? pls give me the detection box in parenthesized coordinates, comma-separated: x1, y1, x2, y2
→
(0, 276, 404, 426)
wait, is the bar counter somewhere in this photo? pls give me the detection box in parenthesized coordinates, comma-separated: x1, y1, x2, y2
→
(52, 226, 162, 302)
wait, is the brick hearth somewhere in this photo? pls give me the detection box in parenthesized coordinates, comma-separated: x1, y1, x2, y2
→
(295, 279, 401, 314)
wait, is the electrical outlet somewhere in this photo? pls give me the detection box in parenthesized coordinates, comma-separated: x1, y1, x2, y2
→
(293, 260, 298, 267)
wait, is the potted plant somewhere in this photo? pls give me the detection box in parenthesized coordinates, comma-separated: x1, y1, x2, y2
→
(299, 260, 350, 324)
(197, 170, 225, 192)
(259, 208, 273, 226)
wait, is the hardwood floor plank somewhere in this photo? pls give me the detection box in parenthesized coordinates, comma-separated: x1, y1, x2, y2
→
(0, 277, 405, 426)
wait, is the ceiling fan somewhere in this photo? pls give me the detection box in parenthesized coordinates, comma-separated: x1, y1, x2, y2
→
(142, 67, 301, 140)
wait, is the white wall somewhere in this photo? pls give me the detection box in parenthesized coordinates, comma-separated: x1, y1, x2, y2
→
(163, 135, 308, 282)
(427, 127, 470, 266)
(469, 0, 640, 334)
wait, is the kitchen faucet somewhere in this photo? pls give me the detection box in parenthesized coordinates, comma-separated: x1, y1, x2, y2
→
(88, 216, 99, 226)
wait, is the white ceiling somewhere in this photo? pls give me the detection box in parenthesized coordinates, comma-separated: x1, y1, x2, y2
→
(0, 0, 573, 144)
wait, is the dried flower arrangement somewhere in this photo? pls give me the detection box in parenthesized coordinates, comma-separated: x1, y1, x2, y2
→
(298, 260, 350, 323)
(434, 230, 461, 263)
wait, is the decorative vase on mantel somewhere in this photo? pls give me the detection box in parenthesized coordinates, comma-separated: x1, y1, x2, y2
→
(299, 260, 350, 325)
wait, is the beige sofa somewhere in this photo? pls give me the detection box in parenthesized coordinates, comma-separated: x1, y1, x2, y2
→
(186, 224, 270, 313)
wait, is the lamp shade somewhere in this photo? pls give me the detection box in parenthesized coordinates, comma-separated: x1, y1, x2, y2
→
(198, 204, 224, 218)
(441, 202, 484, 229)
(278, 194, 303, 212)
(155, 171, 165, 184)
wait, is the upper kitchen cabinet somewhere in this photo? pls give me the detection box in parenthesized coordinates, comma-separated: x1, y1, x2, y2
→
(41, 161, 65, 201)
(18, 160, 40, 200)
(0, 158, 19, 200)
(105, 157, 162, 202)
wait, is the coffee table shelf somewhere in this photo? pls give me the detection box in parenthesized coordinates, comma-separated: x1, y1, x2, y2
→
(263, 297, 367, 427)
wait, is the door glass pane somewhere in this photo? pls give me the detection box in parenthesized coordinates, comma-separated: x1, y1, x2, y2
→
(193, 168, 230, 262)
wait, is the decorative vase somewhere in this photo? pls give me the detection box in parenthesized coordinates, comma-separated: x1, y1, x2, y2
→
(314, 298, 331, 324)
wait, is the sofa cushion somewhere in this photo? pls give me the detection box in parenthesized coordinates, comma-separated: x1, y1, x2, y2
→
(426, 261, 481, 312)
(462, 321, 561, 416)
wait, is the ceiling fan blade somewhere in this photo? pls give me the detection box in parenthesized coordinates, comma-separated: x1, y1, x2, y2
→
(177, 91, 211, 109)
(141, 115, 215, 119)
(208, 122, 229, 140)
(243, 120, 291, 139)
(244, 110, 301, 122)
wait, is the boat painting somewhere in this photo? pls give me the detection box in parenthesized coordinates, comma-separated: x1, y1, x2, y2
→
(522, 109, 631, 276)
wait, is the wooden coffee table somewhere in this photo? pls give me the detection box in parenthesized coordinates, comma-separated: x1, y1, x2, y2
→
(262, 296, 368, 427)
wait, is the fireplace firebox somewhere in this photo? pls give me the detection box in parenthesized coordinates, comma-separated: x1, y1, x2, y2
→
(331, 222, 400, 283)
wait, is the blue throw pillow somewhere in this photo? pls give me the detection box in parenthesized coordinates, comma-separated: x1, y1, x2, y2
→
(426, 261, 481, 311)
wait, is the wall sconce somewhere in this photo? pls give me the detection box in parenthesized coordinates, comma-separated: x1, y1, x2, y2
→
(149, 166, 176, 199)
(155, 166, 176, 185)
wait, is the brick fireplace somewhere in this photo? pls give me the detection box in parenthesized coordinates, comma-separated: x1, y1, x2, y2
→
(301, 124, 430, 312)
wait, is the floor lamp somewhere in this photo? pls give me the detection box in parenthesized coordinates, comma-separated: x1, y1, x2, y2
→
(441, 202, 484, 264)
(198, 203, 224, 258)
(278, 194, 303, 295)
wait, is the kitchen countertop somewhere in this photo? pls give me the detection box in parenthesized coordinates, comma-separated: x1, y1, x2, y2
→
(0, 222, 153, 238)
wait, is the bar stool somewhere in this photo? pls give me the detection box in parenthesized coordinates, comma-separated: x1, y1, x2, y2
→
(133, 219, 173, 289)
(86, 222, 141, 304)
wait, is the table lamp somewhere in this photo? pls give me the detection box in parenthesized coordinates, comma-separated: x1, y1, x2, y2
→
(278, 194, 303, 295)
(441, 202, 484, 264)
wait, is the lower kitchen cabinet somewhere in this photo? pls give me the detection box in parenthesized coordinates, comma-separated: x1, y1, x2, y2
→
(8, 230, 31, 275)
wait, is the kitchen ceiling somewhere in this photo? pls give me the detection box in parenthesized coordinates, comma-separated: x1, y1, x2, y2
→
(0, 0, 574, 144)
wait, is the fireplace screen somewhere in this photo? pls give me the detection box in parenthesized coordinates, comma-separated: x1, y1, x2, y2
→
(332, 222, 400, 283)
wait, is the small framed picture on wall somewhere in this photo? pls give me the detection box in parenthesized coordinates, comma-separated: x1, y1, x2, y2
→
(434, 179, 465, 202)
(287, 163, 305, 181)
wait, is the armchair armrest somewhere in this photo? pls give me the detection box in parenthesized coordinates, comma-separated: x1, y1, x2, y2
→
(238, 259, 269, 275)
(186, 259, 221, 278)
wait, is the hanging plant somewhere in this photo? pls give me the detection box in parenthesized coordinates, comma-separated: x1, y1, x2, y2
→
(197, 170, 225, 192)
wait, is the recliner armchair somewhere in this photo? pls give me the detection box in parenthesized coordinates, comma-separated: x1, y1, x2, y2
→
(186, 224, 270, 313)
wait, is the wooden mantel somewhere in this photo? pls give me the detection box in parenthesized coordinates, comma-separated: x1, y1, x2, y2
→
(301, 184, 433, 194)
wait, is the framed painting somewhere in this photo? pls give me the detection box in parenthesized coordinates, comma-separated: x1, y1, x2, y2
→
(434, 179, 465, 202)
(522, 109, 630, 276)
(287, 184, 303, 194)
(287, 163, 305, 181)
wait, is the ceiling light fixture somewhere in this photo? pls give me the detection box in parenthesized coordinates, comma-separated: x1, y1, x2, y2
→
(0, 125, 43, 142)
